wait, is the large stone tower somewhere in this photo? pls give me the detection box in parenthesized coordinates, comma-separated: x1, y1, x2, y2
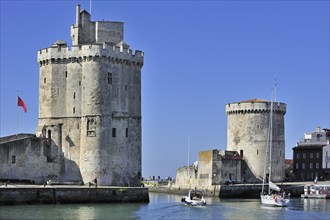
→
(36, 5, 143, 186)
(226, 98, 286, 182)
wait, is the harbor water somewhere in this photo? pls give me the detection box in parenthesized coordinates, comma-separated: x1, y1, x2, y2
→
(1, 192, 329, 219)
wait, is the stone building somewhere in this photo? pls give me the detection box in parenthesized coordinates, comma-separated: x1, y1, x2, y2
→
(175, 98, 287, 189)
(292, 127, 330, 181)
(175, 150, 243, 189)
(0, 5, 143, 186)
(226, 98, 286, 182)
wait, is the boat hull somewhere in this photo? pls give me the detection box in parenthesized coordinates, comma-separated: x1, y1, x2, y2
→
(181, 196, 206, 206)
(260, 195, 290, 207)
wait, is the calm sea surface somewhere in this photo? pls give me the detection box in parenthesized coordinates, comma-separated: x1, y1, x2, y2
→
(1, 192, 329, 219)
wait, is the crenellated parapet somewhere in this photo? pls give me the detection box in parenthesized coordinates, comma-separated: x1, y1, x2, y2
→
(226, 101, 286, 115)
(38, 42, 144, 67)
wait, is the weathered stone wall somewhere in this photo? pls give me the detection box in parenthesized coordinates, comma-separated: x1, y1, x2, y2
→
(0, 186, 149, 205)
(197, 151, 213, 186)
(0, 135, 58, 183)
(36, 6, 143, 186)
(226, 101, 286, 182)
(175, 166, 197, 189)
(175, 150, 244, 189)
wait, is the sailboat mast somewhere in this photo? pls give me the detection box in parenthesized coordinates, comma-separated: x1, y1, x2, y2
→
(188, 135, 191, 188)
(268, 87, 275, 195)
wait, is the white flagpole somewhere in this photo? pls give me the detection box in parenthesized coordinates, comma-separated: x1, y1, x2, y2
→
(16, 90, 19, 138)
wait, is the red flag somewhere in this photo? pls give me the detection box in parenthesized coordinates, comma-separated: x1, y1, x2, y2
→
(18, 96, 27, 112)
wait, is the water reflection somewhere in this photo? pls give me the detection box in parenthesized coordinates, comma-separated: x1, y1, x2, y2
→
(1, 193, 329, 220)
(1, 203, 143, 220)
(302, 198, 329, 211)
(135, 193, 330, 220)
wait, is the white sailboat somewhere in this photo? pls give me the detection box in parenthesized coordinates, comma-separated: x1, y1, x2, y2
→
(260, 85, 290, 207)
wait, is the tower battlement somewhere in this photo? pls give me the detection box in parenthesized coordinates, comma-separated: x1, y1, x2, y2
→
(38, 43, 143, 66)
(226, 100, 286, 115)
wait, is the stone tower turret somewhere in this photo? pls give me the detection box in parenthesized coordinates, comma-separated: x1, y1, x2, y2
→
(226, 98, 286, 182)
(36, 5, 143, 186)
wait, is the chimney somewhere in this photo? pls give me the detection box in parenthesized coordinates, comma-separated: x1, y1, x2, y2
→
(76, 5, 81, 26)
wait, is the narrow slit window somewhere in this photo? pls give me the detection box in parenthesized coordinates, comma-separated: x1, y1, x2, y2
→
(73, 107, 75, 114)
(126, 128, 128, 137)
(112, 128, 116, 137)
(108, 72, 112, 84)
(12, 155, 16, 164)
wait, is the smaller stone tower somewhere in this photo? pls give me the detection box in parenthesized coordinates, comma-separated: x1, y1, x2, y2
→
(226, 98, 286, 182)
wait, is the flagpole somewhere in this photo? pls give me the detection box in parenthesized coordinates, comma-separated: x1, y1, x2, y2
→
(17, 90, 19, 138)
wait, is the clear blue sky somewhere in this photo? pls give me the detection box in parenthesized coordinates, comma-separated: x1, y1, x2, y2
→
(1, 0, 329, 179)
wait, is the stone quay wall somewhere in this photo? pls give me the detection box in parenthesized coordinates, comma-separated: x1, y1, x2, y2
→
(148, 182, 304, 199)
(0, 186, 149, 205)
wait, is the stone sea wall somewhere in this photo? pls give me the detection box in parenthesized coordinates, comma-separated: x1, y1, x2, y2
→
(0, 186, 149, 205)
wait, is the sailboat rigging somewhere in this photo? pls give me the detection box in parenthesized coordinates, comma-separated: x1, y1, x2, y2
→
(260, 84, 290, 207)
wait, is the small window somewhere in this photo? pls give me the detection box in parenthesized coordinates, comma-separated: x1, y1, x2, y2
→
(65, 71, 68, 78)
(12, 155, 16, 164)
(316, 152, 320, 158)
(44, 78, 46, 83)
(310, 153, 313, 159)
(126, 128, 128, 138)
(74, 92, 76, 99)
(295, 163, 299, 169)
(316, 163, 319, 169)
(112, 128, 116, 137)
(108, 72, 112, 84)
(79, 81, 81, 86)
(310, 163, 313, 169)
(297, 153, 300, 159)
(73, 107, 75, 114)
(303, 153, 306, 159)
(125, 85, 128, 91)
(302, 163, 305, 169)
(257, 150, 258, 155)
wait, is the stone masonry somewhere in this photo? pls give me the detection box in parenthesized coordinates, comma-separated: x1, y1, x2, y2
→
(226, 98, 286, 182)
(35, 5, 143, 186)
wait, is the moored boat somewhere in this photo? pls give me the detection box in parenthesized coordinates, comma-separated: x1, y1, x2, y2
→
(260, 84, 290, 207)
(260, 182, 290, 207)
(301, 184, 330, 199)
(181, 189, 206, 206)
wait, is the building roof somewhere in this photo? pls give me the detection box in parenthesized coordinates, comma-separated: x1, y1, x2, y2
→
(52, 40, 67, 46)
(292, 144, 326, 150)
(240, 98, 269, 103)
